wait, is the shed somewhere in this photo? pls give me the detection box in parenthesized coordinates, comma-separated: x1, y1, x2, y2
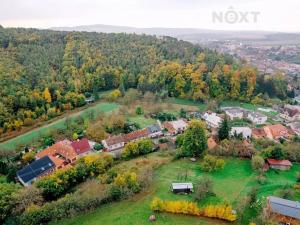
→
(266, 196, 300, 224)
(171, 182, 193, 194)
(267, 159, 292, 171)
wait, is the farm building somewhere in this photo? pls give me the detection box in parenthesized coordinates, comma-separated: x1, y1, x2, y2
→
(267, 159, 292, 171)
(171, 183, 193, 194)
(265, 196, 300, 225)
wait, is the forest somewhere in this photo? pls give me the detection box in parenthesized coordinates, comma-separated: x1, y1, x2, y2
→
(0, 26, 288, 135)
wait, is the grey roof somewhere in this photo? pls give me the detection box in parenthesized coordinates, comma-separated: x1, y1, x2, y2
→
(172, 183, 193, 190)
(269, 196, 300, 220)
(147, 124, 161, 134)
(17, 156, 55, 184)
(248, 111, 266, 118)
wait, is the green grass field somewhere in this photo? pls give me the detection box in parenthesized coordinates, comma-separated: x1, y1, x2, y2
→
(167, 98, 207, 112)
(126, 115, 157, 128)
(54, 157, 300, 225)
(0, 102, 119, 151)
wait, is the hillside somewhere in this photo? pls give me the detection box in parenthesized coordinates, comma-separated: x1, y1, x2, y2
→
(0, 27, 287, 139)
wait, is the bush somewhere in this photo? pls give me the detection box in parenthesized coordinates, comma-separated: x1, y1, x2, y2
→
(251, 155, 265, 172)
(150, 198, 236, 222)
(194, 177, 214, 201)
(121, 139, 154, 160)
(36, 153, 113, 200)
(201, 155, 225, 172)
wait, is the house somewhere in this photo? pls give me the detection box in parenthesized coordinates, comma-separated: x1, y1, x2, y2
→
(102, 135, 125, 151)
(252, 128, 267, 139)
(17, 156, 55, 186)
(147, 124, 163, 138)
(224, 108, 244, 120)
(280, 105, 300, 122)
(288, 121, 300, 135)
(230, 127, 252, 139)
(208, 137, 217, 150)
(267, 159, 292, 170)
(247, 112, 267, 125)
(124, 128, 150, 142)
(202, 112, 222, 128)
(163, 119, 188, 135)
(263, 124, 290, 140)
(36, 140, 77, 164)
(265, 196, 300, 224)
(71, 138, 92, 157)
(171, 183, 194, 194)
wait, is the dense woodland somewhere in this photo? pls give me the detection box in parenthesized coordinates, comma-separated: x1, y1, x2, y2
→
(0, 26, 288, 135)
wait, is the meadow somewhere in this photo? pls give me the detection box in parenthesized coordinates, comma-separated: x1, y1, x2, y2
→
(0, 102, 119, 151)
(54, 154, 300, 225)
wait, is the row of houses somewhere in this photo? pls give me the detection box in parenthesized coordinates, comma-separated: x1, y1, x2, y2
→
(102, 120, 189, 151)
(17, 138, 93, 186)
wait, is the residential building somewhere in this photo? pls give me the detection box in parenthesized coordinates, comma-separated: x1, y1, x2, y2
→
(202, 112, 222, 128)
(71, 138, 92, 157)
(163, 119, 188, 135)
(247, 112, 267, 125)
(36, 140, 77, 163)
(124, 128, 149, 142)
(230, 127, 252, 139)
(288, 121, 300, 135)
(265, 196, 300, 224)
(267, 159, 292, 170)
(147, 124, 163, 138)
(224, 108, 244, 120)
(252, 128, 267, 139)
(263, 124, 290, 140)
(280, 105, 300, 122)
(171, 183, 193, 194)
(17, 156, 55, 186)
(102, 135, 125, 151)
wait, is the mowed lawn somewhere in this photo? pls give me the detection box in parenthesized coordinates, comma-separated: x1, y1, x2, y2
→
(54, 157, 300, 225)
(0, 102, 119, 151)
(127, 115, 157, 128)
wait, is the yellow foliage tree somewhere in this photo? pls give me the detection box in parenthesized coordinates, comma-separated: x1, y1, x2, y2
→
(43, 87, 52, 103)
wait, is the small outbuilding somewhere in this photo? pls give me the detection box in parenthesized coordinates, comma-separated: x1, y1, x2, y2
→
(171, 182, 193, 194)
(267, 159, 292, 171)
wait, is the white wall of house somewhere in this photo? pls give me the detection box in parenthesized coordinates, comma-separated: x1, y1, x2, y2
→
(247, 114, 267, 124)
(230, 127, 252, 139)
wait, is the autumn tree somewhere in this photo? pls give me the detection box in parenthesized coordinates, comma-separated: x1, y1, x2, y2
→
(43, 88, 52, 103)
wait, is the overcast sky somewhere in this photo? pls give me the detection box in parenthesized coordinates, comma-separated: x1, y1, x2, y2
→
(1, 0, 300, 32)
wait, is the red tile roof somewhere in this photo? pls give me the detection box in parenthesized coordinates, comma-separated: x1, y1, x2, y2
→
(267, 159, 292, 167)
(124, 128, 149, 142)
(71, 138, 91, 155)
(105, 135, 125, 146)
(252, 128, 267, 138)
(36, 140, 77, 162)
(264, 124, 290, 139)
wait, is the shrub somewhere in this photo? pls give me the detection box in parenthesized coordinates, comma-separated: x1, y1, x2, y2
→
(121, 139, 154, 160)
(36, 153, 113, 200)
(194, 177, 214, 201)
(201, 155, 225, 172)
(150, 198, 236, 222)
(251, 155, 265, 172)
